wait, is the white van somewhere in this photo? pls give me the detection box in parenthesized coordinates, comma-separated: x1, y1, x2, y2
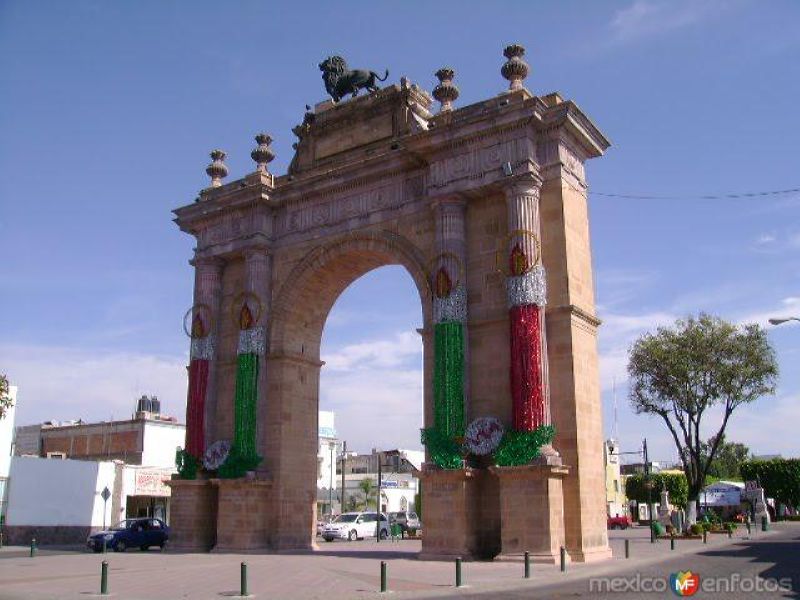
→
(321, 511, 390, 542)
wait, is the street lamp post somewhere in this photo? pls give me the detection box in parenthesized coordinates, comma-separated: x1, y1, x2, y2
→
(328, 441, 336, 517)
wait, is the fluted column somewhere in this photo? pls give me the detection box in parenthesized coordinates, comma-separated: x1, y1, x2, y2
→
(424, 196, 469, 468)
(189, 256, 224, 458)
(503, 176, 551, 432)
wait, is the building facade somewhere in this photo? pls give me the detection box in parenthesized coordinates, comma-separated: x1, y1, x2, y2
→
(604, 439, 626, 517)
(0, 385, 18, 523)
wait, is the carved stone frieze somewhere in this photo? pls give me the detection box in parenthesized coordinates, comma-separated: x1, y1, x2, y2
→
(428, 138, 528, 191)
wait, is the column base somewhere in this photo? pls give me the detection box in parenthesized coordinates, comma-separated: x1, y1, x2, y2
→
(490, 463, 569, 560)
(164, 478, 218, 552)
(419, 466, 500, 560)
(211, 478, 272, 552)
(566, 546, 614, 563)
(495, 551, 568, 565)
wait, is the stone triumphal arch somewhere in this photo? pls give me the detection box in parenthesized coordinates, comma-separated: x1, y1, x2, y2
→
(168, 45, 612, 563)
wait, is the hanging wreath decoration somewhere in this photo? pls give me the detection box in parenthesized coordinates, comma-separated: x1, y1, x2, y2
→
(183, 303, 213, 338)
(230, 292, 263, 328)
(203, 439, 232, 471)
(464, 417, 505, 456)
(494, 229, 541, 276)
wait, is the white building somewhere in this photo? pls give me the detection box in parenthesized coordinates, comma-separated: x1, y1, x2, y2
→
(317, 411, 339, 516)
(0, 385, 18, 521)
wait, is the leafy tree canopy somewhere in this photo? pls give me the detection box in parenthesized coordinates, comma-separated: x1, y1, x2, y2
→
(628, 314, 777, 504)
(624, 472, 689, 509)
(0, 374, 12, 420)
(741, 458, 800, 509)
(702, 435, 750, 481)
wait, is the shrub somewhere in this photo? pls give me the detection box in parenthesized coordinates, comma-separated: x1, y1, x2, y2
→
(689, 524, 704, 536)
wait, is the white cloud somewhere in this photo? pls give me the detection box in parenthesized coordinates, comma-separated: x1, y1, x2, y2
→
(609, 0, 730, 44)
(1, 344, 188, 426)
(322, 331, 421, 372)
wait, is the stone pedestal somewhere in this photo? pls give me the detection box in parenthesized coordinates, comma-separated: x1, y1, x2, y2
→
(164, 479, 218, 552)
(490, 463, 569, 564)
(419, 467, 500, 560)
(211, 478, 272, 552)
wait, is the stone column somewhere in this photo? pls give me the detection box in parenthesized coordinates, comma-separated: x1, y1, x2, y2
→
(431, 195, 469, 422)
(192, 256, 224, 450)
(242, 247, 272, 474)
(502, 176, 553, 433)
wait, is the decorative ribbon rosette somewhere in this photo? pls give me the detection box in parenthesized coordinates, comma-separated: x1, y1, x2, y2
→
(464, 417, 505, 456)
(218, 293, 264, 478)
(203, 440, 232, 471)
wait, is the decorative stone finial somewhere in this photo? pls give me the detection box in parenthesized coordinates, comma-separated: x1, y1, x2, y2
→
(250, 133, 275, 173)
(205, 149, 228, 187)
(432, 68, 459, 113)
(501, 44, 529, 91)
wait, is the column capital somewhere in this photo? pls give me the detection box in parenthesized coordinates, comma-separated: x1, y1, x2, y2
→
(191, 255, 225, 271)
(502, 173, 543, 201)
(242, 245, 271, 262)
(430, 193, 468, 212)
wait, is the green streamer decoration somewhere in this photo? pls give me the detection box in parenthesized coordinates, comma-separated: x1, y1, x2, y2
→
(494, 425, 556, 467)
(219, 352, 262, 478)
(433, 321, 465, 438)
(421, 427, 463, 470)
(175, 448, 198, 480)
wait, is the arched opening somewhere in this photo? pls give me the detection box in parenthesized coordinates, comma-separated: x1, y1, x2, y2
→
(318, 265, 424, 519)
(267, 232, 431, 548)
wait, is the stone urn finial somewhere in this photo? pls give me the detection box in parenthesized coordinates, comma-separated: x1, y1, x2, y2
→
(205, 149, 228, 187)
(432, 67, 459, 113)
(501, 44, 530, 91)
(251, 133, 275, 173)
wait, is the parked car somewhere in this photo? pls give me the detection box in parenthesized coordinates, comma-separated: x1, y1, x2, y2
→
(86, 518, 169, 552)
(607, 514, 633, 530)
(388, 511, 421, 533)
(321, 511, 390, 542)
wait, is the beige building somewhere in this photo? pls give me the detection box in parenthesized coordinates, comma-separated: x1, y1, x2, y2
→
(604, 439, 626, 517)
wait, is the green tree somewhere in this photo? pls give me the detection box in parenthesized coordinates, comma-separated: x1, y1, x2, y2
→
(624, 472, 689, 509)
(0, 374, 12, 420)
(358, 477, 377, 510)
(741, 458, 800, 510)
(702, 435, 750, 480)
(628, 314, 778, 523)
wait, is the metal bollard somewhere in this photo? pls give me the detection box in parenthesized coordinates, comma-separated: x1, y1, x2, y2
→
(0, 531, 4, 548)
(728, 528, 733, 539)
(560, 546, 566, 572)
(240, 562, 248, 597)
(455, 557, 463, 587)
(524, 551, 530, 579)
(703, 530, 707, 544)
(624, 539, 630, 559)
(670, 536, 675, 551)
(762, 516, 768, 532)
(100, 560, 109, 595)
(746, 521, 751, 535)
(380, 561, 387, 593)
(30, 538, 36, 557)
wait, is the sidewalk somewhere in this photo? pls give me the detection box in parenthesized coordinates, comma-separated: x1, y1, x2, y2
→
(0, 523, 790, 600)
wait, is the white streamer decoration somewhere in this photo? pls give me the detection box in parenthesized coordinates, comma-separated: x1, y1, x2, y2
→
(433, 285, 467, 324)
(190, 335, 215, 360)
(464, 416, 505, 456)
(506, 265, 547, 308)
(203, 440, 231, 471)
(237, 326, 266, 355)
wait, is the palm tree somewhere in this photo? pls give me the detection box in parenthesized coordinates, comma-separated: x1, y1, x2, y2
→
(358, 477, 376, 510)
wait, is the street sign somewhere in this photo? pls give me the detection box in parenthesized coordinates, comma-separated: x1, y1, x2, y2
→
(101, 487, 111, 501)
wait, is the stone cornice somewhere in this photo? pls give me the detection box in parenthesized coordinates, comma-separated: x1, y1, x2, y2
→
(548, 304, 602, 328)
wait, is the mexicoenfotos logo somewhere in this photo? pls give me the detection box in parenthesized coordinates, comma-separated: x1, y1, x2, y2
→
(670, 571, 700, 596)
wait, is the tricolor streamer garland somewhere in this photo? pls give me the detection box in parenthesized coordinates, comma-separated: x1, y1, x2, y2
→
(422, 266, 467, 469)
(496, 242, 556, 466)
(179, 313, 214, 479)
(219, 304, 264, 478)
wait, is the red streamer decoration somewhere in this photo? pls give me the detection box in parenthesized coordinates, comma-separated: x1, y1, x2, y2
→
(509, 304, 546, 431)
(185, 358, 209, 459)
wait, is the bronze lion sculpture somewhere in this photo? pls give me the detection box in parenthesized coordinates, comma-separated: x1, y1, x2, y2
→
(319, 56, 389, 103)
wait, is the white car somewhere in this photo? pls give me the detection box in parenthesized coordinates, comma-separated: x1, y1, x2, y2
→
(321, 511, 390, 542)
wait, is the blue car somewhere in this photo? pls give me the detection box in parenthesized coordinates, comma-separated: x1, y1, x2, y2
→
(87, 518, 169, 552)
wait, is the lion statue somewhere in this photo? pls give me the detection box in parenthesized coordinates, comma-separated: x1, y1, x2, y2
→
(319, 56, 389, 103)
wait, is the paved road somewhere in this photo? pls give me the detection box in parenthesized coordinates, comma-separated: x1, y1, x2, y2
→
(0, 523, 796, 599)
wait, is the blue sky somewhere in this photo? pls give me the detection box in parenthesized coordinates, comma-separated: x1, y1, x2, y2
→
(1, 0, 799, 462)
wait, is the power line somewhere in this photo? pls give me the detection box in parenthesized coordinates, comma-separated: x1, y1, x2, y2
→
(588, 187, 800, 201)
